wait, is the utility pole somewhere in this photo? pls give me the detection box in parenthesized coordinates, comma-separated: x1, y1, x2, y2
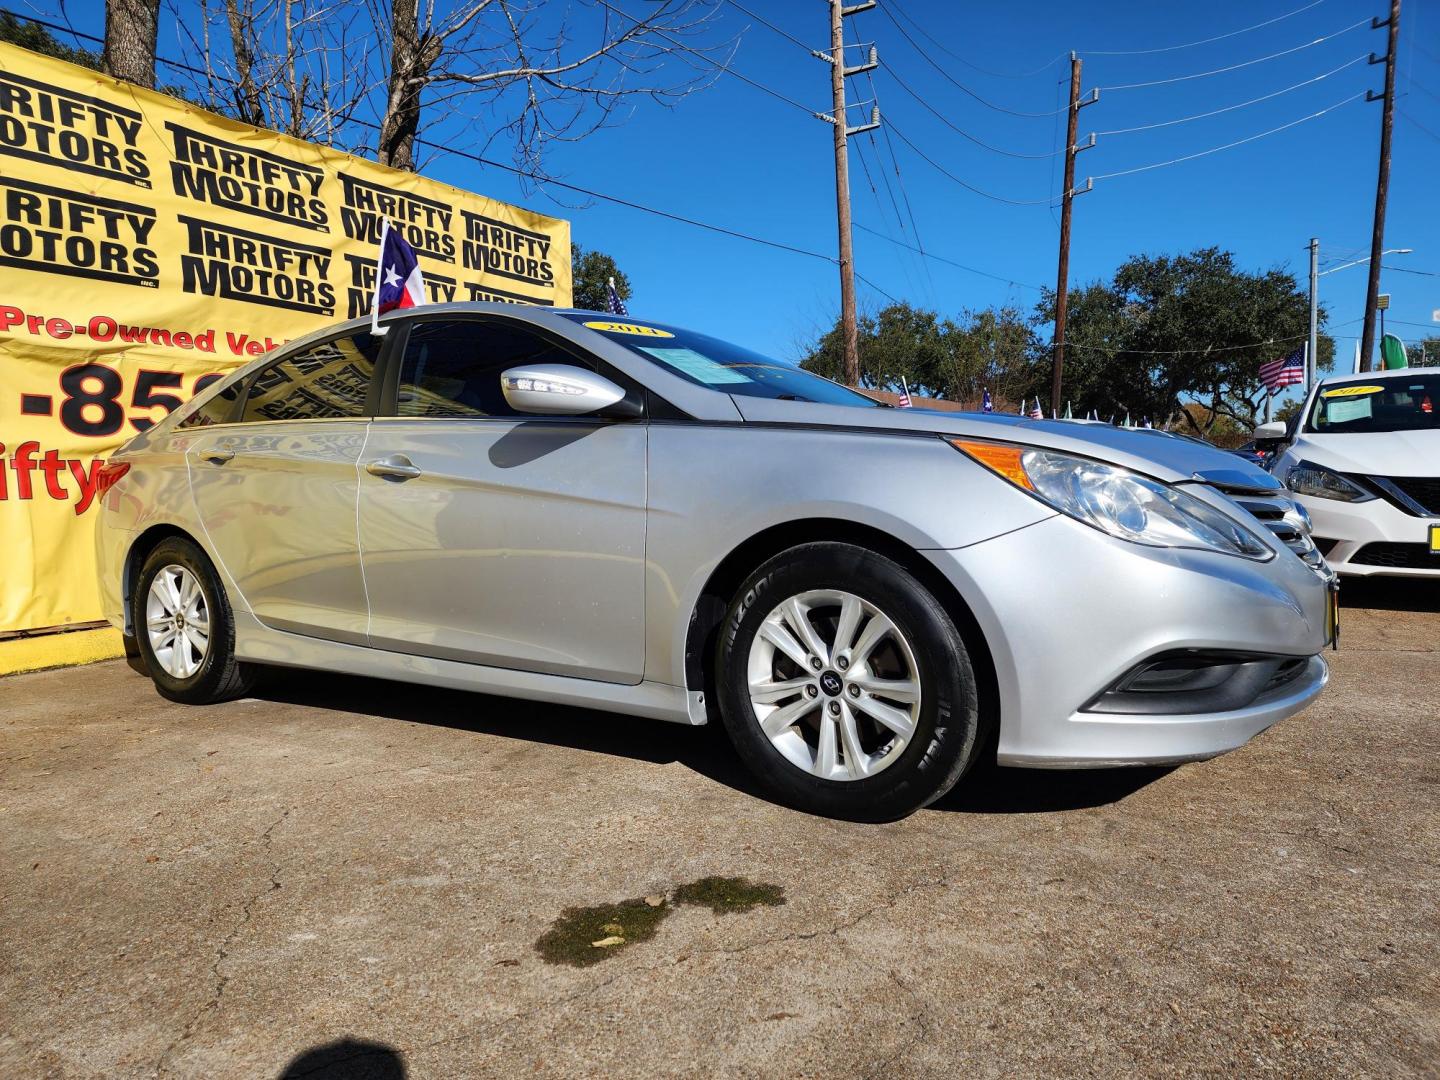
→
(1051, 54, 1097, 415)
(819, 1, 879, 386)
(1307, 237, 1319, 389)
(1360, 0, 1400, 372)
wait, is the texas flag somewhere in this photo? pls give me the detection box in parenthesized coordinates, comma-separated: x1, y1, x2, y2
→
(371, 219, 425, 333)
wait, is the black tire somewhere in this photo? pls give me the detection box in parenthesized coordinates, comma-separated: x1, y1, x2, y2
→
(131, 536, 256, 705)
(716, 542, 983, 822)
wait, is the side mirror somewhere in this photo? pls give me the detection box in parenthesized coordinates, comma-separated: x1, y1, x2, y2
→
(1252, 420, 1288, 442)
(500, 364, 635, 417)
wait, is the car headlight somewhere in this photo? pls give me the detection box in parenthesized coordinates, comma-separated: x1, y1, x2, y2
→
(1283, 460, 1375, 503)
(951, 439, 1274, 561)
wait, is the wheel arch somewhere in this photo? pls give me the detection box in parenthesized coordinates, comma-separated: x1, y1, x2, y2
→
(122, 524, 200, 635)
(683, 518, 1000, 752)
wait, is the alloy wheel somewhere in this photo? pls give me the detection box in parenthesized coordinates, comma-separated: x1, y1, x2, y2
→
(746, 589, 921, 781)
(145, 564, 210, 679)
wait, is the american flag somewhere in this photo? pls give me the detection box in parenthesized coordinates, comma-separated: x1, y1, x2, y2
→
(1259, 347, 1306, 392)
(606, 276, 628, 316)
(982, 388, 993, 412)
(897, 376, 913, 408)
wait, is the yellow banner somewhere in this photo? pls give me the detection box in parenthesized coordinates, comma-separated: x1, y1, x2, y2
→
(0, 42, 571, 633)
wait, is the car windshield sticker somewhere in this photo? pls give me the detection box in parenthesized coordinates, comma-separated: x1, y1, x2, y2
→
(1322, 384, 1383, 398)
(582, 320, 675, 338)
(637, 346, 753, 384)
(1325, 397, 1374, 423)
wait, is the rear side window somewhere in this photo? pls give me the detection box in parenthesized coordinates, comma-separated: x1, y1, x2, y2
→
(239, 332, 382, 422)
(396, 319, 587, 419)
(178, 381, 244, 428)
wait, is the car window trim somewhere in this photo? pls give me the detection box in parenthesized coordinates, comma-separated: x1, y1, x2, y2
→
(221, 326, 396, 427)
(377, 311, 657, 422)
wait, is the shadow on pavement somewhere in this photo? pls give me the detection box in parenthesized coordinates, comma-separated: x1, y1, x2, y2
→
(278, 1037, 406, 1079)
(930, 761, 1175, 815)
(256, 670, 1169, 817)
(255, 669, 768, 800)
(1339, 576, 1440, 614)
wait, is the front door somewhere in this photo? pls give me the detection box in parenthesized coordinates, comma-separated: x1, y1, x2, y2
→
(358, 316, 647, 683)
(186, 330, 382, 644)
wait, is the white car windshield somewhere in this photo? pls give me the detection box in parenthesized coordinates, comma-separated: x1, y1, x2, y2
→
(1305, 375, 1440, 434)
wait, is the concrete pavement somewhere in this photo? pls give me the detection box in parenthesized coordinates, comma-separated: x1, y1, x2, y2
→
(2, 578, 1437, 1078)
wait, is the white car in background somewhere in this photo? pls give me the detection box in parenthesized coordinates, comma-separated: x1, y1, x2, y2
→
(1257, 368, 1440, 577)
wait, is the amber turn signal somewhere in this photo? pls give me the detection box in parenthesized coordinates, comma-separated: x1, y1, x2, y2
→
(948, 439, 1034, 491)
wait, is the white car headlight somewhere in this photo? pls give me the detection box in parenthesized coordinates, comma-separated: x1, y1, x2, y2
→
(952, 439, 1275, 561)
(1284, 460, 1375, 503)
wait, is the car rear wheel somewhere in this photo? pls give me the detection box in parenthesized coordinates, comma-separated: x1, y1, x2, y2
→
(716, 542, 982, 821)
(132, 536, 256, 705)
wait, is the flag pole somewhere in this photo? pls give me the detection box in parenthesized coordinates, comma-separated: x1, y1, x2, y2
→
(371, 218, 389, 337)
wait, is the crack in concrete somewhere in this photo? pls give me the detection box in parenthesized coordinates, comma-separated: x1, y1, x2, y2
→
(394, 870, 962, 1068)
(153, 804, 291, 1077)
(860, 970, 933, 1080)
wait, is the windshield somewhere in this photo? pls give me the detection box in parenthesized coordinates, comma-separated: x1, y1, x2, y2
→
(1305, 375, 1440, 434)
(563, 315, 880, 407)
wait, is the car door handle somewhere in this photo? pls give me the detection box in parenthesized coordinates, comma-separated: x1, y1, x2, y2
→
(366, 456, 422, 481)
(199, 449, 235, 464)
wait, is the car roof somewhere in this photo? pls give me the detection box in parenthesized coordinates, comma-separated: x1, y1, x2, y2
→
(1318, 365, 1440, 384)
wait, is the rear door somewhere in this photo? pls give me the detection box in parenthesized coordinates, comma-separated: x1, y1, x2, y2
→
(185, 329, 383, 644)
(357, 315, 647, 683)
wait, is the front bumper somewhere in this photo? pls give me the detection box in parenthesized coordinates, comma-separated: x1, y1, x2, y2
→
(1297, 490, 1440, 578)
(924, 513, 1331, 768)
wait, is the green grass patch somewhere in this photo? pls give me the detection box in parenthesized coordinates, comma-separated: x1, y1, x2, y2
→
(672, 875, 786, 915)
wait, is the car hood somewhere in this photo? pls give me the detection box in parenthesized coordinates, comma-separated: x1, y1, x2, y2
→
(729, 396, 1282, 489)
(1290, 429, 1440, 477)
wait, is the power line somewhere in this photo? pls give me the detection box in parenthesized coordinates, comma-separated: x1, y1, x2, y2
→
(721, 0, 812, 52)
(1098, 16, 1371, 92)
(1062, 319, 1362, 356)
(1091, 91, 1366, 182)
(879, 4, 1069, 118)
(1084, 0, 1329, 56)
(594, 0, 817, 115)
(884, 66, 1066, 158)
(1382, 265, 1439, 277)
(1399, 108, 1440, 143)
(1094, 54, 1368, 135)
(885, 0, 1068, 80)
(854, 223, 1044, 290)
(887, 120, 1060, 206)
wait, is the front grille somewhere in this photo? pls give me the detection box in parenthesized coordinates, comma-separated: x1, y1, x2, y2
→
(1230, 492, 1326, 572)
(1362, 475, 1440, 516)
(1351, 542, 1440, 570)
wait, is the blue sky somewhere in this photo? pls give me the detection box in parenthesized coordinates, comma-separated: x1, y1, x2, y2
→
(39, 0, 1440, 395)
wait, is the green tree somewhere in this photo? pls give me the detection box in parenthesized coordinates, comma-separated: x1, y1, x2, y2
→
(1033, 248, 1334, 432)
(0, 12, 101, 68)
(801, 302, 1037, 401)
(1406, 336, 1440, 368)
(571, 246, 633, 313)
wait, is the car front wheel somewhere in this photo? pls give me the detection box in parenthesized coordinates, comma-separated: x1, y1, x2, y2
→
(716, 542, 982, 821)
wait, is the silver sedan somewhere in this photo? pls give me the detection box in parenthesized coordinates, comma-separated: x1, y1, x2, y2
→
(95, 305, 1335, 820)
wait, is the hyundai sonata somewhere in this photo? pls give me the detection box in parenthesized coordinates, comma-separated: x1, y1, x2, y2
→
(96, 305, 1336, 820)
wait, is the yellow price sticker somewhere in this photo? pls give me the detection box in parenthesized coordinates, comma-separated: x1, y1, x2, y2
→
(1322, 385, 1383, 398)
(582, 321, 674, 338)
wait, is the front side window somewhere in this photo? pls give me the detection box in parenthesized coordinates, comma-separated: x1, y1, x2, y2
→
(396, 319, 586, 419)
(239, 332, 381, 422)
(1306, 376, 1440, 434)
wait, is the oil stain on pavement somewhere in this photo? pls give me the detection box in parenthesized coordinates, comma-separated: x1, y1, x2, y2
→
(535, 876, 786, 967)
